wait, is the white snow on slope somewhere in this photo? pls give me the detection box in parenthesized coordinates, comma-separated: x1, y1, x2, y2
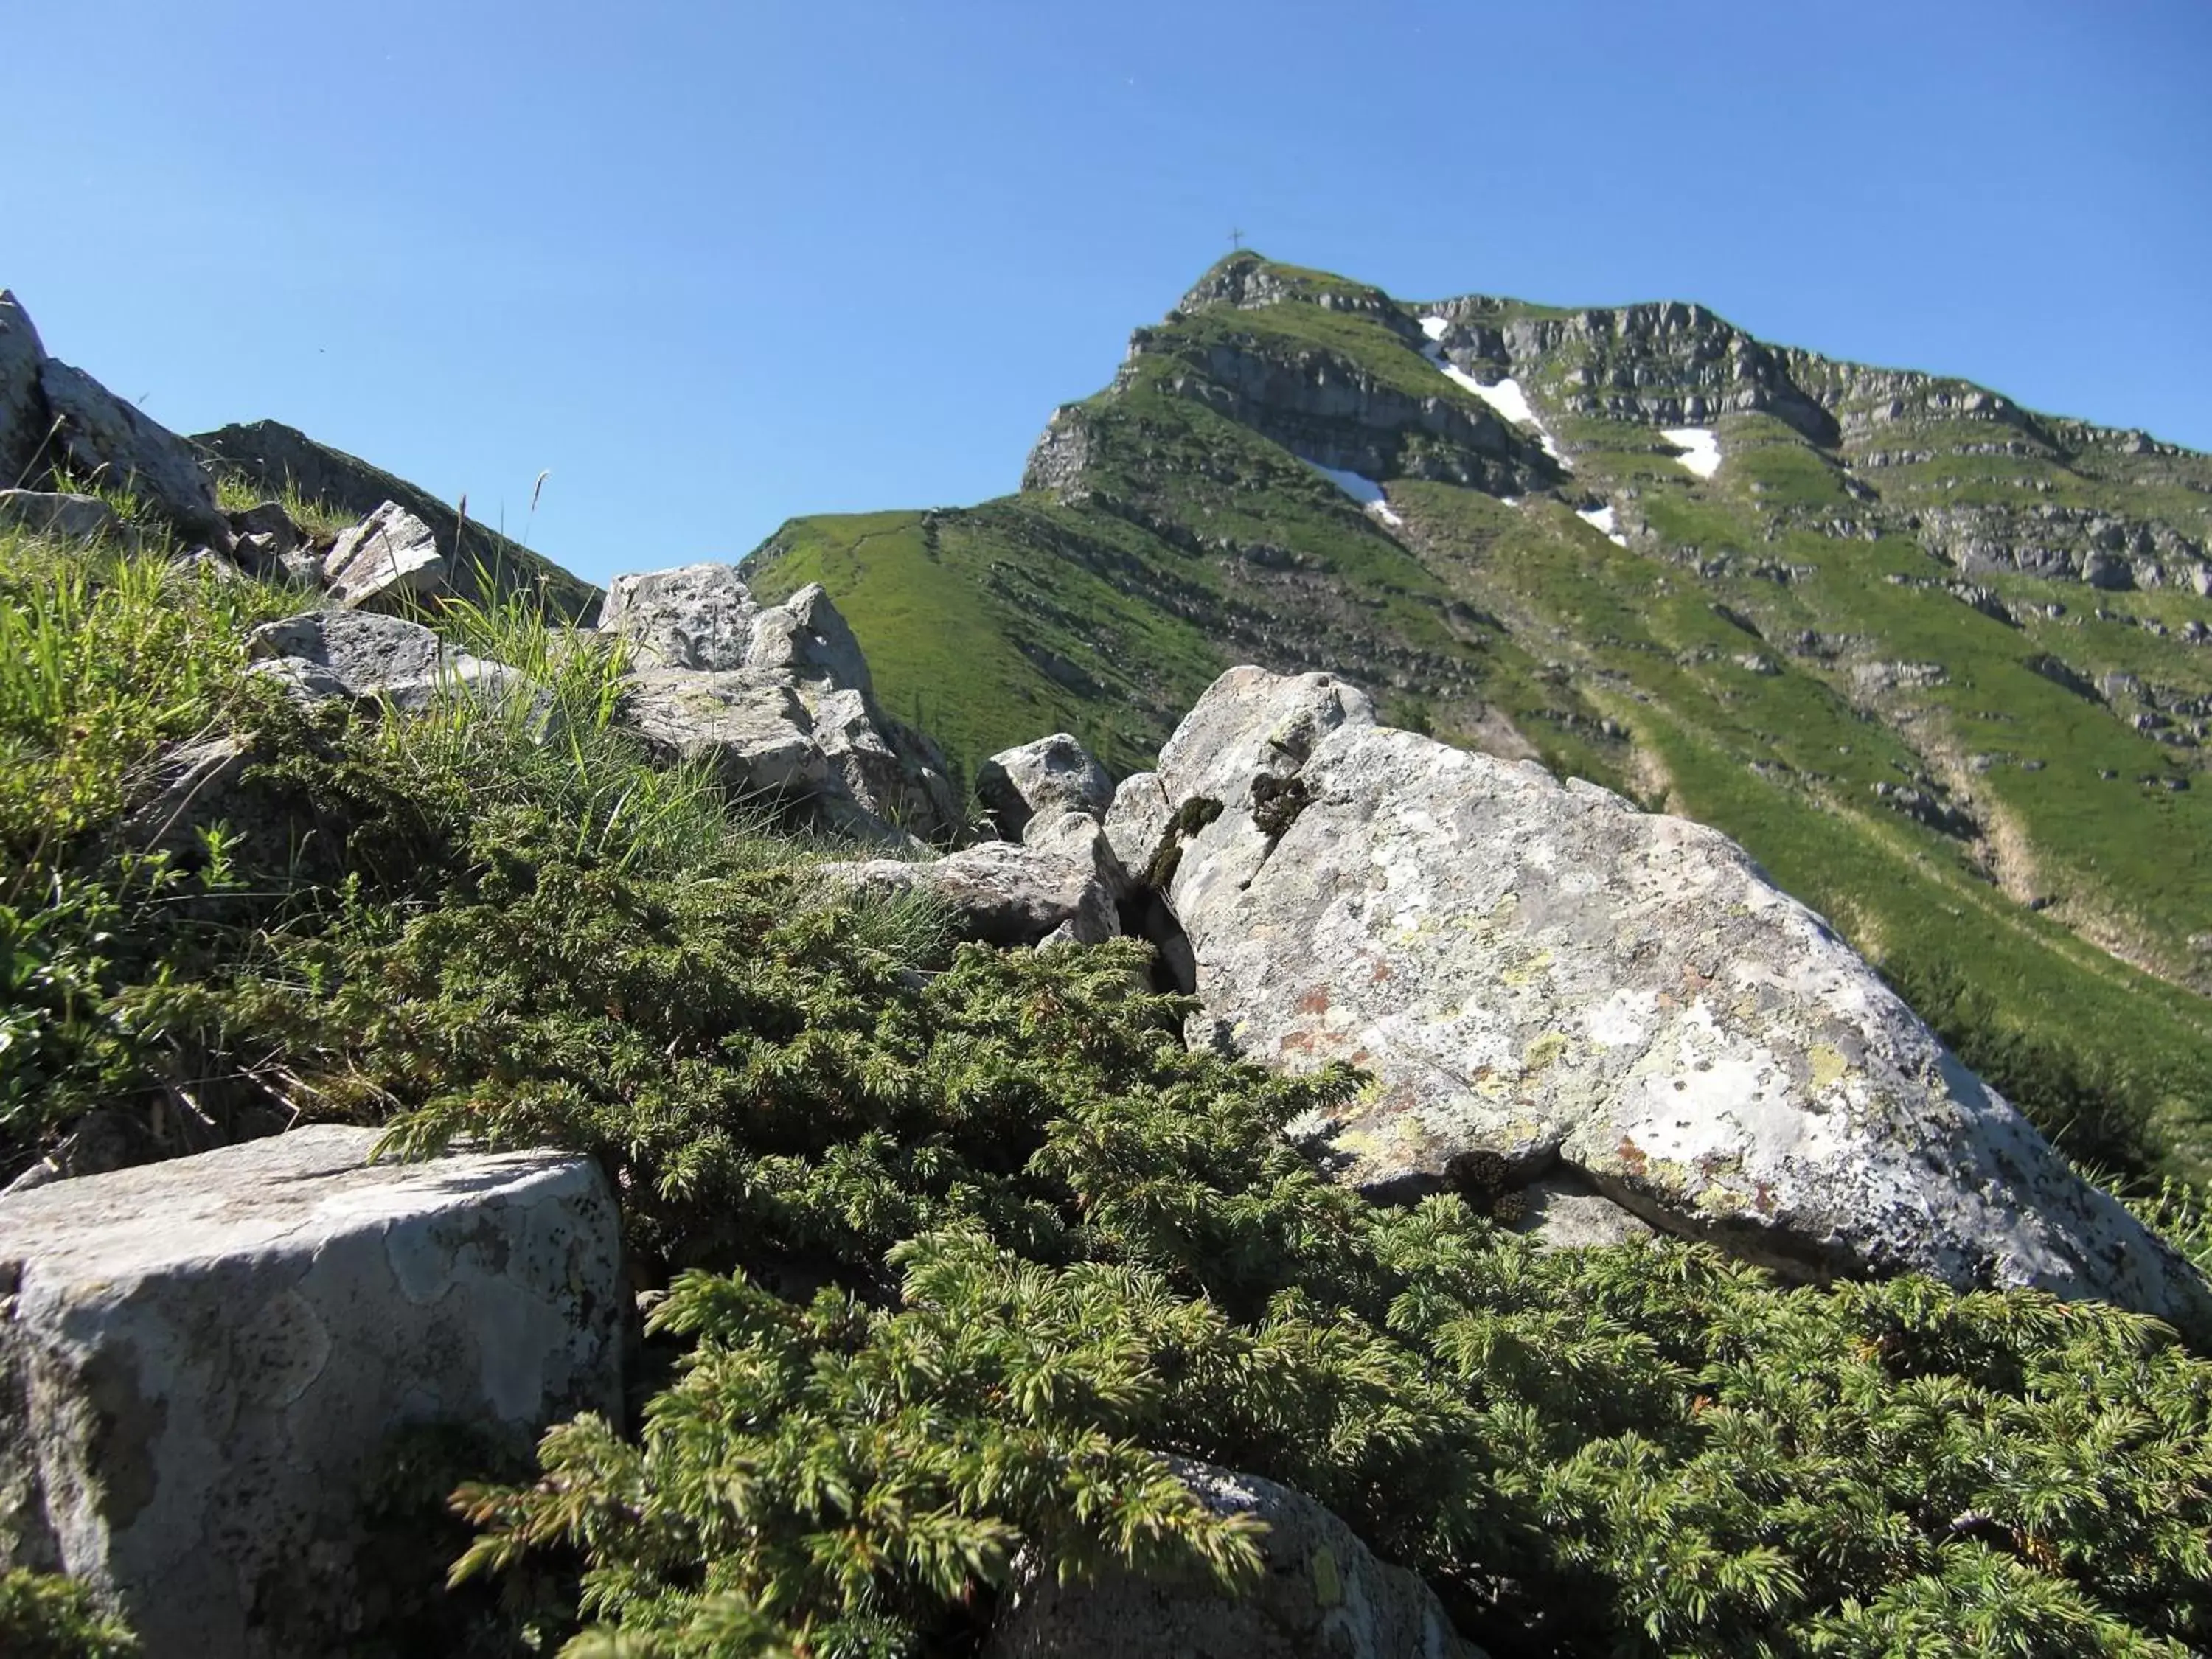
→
(1305, 460, 1404, 528)
(1416, 315, 1572, 470)
(1660, 426, 1722, 479)
(1577, 503, 1627, 546)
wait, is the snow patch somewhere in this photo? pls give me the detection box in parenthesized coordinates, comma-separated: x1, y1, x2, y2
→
(1577, 503, 1627, 547)
(1416, 325, 1572, 470)
(1305, 460, 1402, 529)
(1661, 426, 1722, 479)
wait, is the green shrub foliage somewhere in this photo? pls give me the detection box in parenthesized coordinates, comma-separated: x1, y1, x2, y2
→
(7, 531, 2212, 1658)
(0, 1570, 138, 1659)
(243, 872, 2212, 1655)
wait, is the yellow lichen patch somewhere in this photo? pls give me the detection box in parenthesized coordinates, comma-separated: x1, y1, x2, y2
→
(1523, 1031, 1573, 1074)
(1500, 947, 1556, 988)
(1808, 1043, 1849, 1092)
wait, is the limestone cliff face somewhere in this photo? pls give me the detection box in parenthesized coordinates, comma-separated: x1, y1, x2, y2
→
(1123, 327, 1551, 493)
(1426, 297, 1841, 443)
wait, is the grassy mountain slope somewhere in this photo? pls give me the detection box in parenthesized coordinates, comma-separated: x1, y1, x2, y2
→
(745, 253, 2212, 1178)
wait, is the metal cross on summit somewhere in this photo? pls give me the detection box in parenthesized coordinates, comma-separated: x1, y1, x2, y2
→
(1228, 227, 1245, 251)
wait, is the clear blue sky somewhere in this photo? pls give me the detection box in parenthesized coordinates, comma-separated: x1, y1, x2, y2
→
(7, 1, 2207, 585)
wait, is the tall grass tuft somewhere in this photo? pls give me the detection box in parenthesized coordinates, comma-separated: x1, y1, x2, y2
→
(209, 467, 356, 543)
(0, 531, 291, 871)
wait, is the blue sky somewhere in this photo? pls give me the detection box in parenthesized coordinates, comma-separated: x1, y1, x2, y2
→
(6, 1, 2207, 585)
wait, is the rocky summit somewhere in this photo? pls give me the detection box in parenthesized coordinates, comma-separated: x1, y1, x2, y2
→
(7, 274, 2212, 1658)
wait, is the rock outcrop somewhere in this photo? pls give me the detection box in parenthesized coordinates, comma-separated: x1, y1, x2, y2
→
(985, 1458, 1483, 1659)
(0, 490, 131, 546)
(0, 1125, 625, 1659)
(1130, 666, 2212, 1334)
(975, 733, 1114, 841)
(598, 561, 758, 670)
(817, 840, 1120, 947)
(0, 290, 233, 548)
(0, 291, 49, 488)
(608, 568, 961, 844)
(319, 500, 448, 608)
(195, 419, 602, 621)
(38, 360, 230, 548)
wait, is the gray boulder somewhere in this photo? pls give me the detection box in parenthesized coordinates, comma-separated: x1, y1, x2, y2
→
(36, 358, 228, 546)
(0, 1125, 625, 1659)
(246, 608, 521, 712)
(0, 291, 49, 488)
(817, 841, 1119, 947)
(0, 489, 129, 546)
(1150, 667, 2212, 1332)
(321, 500, 448, 608)
(119, 734, 259, 860)
(619, 667, 827, 799)
(985, 1458, 1481, 1659)
(601, 568, 960, 845)
(1103, 770, 1176, 886)
(224, 500, 303, 576)
(747, 581, 874, 695)
(598, 561, 759, 670)
(976, 733, 1114, 841)
(807, 686, 964, 843)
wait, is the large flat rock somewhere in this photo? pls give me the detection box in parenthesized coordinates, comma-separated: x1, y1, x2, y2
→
(0, 1126, 624, 1658)
(1150, 667, 2212, 1334)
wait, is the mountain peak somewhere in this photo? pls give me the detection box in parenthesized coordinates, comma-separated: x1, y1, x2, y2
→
(746, 256, 2212, 1182)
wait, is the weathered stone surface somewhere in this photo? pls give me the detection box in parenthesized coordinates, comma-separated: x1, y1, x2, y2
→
(880, 714, 967, 842)
(37, 359, 228, 546)
(1158, 665, 1375, 806)
(246, 608, 519, 712)
(975, 734, 1114, 841)
(1023, 807, 1134, 905)
(0, 292, 50, 489)
(224, 501, 302, 576)
(1103, 771, 1175, 885)
(321, 501, 448, 609)
(1506, 1169, 1660, 1251)
(597, 561, 758, 670)
(747, 582, 874, 695)
(808, 686, 937, 841)
(985, 1457, 1481, 1659)
(598, 569, 959, 845)
(119, 734, 256, 857)
(0, 489, 128, 545)
(619, 667, 825, 797)
(1152, 667, 2212, 1332)
(818, 841, 1118, 947)
(0, 1125, 624, 1659)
